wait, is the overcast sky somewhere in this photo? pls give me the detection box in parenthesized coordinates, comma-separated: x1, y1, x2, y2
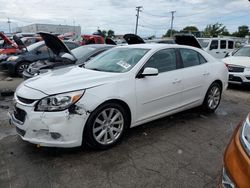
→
(0, 0, 249, 37)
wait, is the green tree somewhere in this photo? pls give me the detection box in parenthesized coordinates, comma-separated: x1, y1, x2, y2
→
(203, 23, 227, 37)
(182, 26, 199, 33)
(101, 30, 107, 38)
(232, 25, 249, 37)
(107, 30, 115, 38)
(163, 29, 178, 37)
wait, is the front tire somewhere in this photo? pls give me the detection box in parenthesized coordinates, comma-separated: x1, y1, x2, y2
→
(83, 102, 128, 149)
(16, 62, 30, 77)
(202, 82, 222, 112)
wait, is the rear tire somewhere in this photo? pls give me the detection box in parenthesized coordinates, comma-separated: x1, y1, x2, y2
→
(83, 102, 128, 150)
(202, 82, 222, 112)
(16, 62, 30, 77)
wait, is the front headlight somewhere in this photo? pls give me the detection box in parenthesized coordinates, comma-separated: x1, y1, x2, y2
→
(35, 90, 84, 111)
(7, 56, 19, 61)
(240, 113, 250, 157)
(245, 67, 250, 71)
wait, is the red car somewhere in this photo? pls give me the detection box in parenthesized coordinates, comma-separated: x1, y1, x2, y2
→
(0, 32, 19, 55)
(81, 34, 105, 45)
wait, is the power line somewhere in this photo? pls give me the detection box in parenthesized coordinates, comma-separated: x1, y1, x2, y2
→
(141, 11, 170, 18)
(135, 6, 143, 35)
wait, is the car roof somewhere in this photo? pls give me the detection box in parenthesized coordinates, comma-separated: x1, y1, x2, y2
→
(116, 43, 197, 50)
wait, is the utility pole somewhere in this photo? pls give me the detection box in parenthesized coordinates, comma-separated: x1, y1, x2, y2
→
(170, 11, 176, 37)
(7, 18, 11, 33)
(135, 6, 142, 35)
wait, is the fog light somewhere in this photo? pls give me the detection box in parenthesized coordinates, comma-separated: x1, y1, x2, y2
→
(50, 132, 61, 139)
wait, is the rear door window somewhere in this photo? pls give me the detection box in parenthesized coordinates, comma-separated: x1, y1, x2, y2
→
(180, 48, 202, 67)
(144, 49, 177, 73)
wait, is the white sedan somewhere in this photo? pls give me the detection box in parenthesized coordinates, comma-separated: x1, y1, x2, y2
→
(222, 45, 250, 85)
(9, 44, 228, 149)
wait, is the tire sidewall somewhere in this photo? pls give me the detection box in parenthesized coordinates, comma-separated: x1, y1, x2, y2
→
(203, 82, 222, 112)
(83, 102, 128, 149)
(16, 62, 29, 77)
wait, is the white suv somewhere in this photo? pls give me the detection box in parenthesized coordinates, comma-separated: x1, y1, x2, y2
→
(222, 45, 250, 85)
(198, 38, 235, 59)
(9, 43, 228, 149)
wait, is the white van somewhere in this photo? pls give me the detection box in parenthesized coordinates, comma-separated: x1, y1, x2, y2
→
(198, 38, 235, 59)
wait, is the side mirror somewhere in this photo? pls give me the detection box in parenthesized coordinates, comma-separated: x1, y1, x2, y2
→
(138, 67, 158, 78)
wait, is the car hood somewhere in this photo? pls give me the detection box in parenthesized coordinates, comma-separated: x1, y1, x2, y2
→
(105, 38, 117, 45)
(173, 34, 202, 49)
(38, 32, 77, 60)
(123, 34, 145, 44)
(13, 35, 27, 50)
(222, 56, 250, 67)
(0, 32, 18, 48)
(24, 66, 121, 95)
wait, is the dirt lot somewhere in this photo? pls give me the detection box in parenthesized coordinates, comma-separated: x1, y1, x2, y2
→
(0, 79, 249, 188)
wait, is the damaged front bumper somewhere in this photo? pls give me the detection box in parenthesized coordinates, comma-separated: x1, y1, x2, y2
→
(9, 101, 89, 148)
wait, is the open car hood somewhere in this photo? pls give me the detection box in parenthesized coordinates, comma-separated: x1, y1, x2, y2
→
(123, 34, 145, 44)
(173, 34, 202, 49)
(0, 32, 17, 48)
(38, 32, 77, 60)
(13, 35, 28, 50)
(105, 38, 117, 45)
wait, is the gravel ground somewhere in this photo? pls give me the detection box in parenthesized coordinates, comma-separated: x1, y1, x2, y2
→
(0, 84, 249, 188)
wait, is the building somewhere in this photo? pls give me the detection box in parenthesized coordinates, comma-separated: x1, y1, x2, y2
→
(16, 23, 81, 35)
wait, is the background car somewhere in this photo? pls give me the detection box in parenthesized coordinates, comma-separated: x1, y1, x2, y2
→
(221, 113, 250, 188)
(0, 34, 43, 62)
(22, 32, 114, 79)
(9, 43, 228, 149)
(222, 45, 250, 86)
(0, 40, 79, 77)
(198, 37, 235, 58)
(0, 32, 20, 62)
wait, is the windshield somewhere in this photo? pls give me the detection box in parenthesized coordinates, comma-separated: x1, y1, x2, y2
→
(197, 38, 209, 48)
(26, 41, 44, 51)
(233, 46, 250, 57)
(63, 46, 97, 59)
(85, 47, 149, 73)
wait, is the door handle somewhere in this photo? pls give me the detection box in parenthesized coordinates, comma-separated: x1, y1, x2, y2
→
(203, 72, 210, 76)
(172, 78, 181, 84)
(216, 52, 219, 54)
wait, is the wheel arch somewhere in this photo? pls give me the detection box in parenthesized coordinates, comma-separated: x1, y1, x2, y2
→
(100, 99, 132, 127)
(15, 60, 31, 75)
(212, 79, 223, 90)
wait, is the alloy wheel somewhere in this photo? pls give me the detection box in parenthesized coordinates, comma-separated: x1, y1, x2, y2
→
(207, 85, 221, 110)
(92, 108, 124, 145)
